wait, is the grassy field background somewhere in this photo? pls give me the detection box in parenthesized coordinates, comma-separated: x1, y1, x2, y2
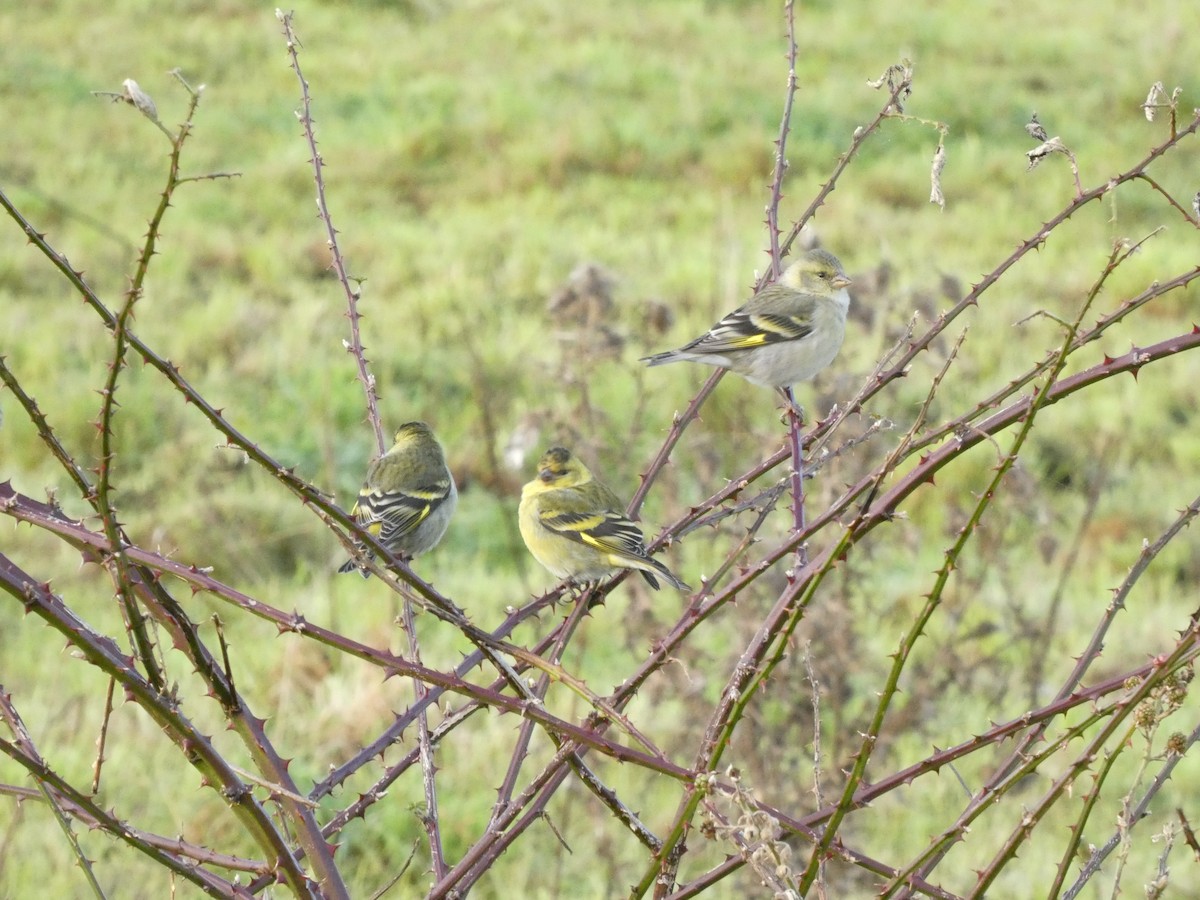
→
(2, 1, 1199, 897)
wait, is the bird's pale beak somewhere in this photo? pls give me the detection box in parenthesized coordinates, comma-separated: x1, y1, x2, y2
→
(539, 468, 555, 482)
(832, 274, 852, 290)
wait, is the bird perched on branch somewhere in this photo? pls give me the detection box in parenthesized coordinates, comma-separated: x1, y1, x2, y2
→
(641, 248, 852, 392)
(338, 421, 457, 578)
(519, 447, 689, 592)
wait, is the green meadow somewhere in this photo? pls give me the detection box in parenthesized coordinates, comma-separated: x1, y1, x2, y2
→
(2, 1, 1199, 897)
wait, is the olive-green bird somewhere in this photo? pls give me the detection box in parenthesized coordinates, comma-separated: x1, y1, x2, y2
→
(640, 248, 852, 389)
(519, 447, 689, 591)
(338, 422, 457, 578)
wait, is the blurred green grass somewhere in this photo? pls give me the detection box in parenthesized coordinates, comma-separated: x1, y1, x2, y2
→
(3, 1, 1199, 896)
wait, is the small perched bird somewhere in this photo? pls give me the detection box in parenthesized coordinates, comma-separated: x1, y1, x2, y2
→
(640, 248, 852, 391)
(338, 422, 457, 578)
(519, 447, 690, 592)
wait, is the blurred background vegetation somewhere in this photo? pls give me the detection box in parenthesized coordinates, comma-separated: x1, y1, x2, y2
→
(2, 0, 1198, 896)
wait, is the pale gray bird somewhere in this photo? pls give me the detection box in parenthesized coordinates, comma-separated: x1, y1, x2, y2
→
(641, 248, 851, 391)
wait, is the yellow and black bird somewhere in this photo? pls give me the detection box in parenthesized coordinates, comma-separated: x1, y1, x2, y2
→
(339, 422, 457, 577)
(518, 446, 689, 592)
